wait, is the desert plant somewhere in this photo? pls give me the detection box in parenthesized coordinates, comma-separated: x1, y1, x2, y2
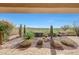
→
(50, 25, 53, 39)
(24, 31, 35, 40)
(23, 25, 26, 37)
(19, 31, 34, 48)
(43, 32, 48, 37)
(60, 39, 78, 48)
(0, 20, 13, 33)
(42, 32, 49, 42)
(53, 33, 58, 37)
(19, 24, 22, 37)
(0, 20, 14, 41)
(37, 39, 43, 46)
(73, 24, 79, 36)
(61, 25, 70, 31)
(19, 40, 32, 48)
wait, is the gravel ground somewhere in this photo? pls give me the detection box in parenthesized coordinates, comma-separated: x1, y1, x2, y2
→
(56, 36, 79, 55)
(0, 48, 51, 55)
(0, 36, 79, 55)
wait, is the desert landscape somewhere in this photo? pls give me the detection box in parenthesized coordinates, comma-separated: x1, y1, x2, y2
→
(0, 14, 79, 55)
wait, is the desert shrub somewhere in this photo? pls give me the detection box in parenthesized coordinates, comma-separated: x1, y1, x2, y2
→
(61, 25, 70, 31)
(50, 40, 63, 50)
(19, 40, 32, 48)
(24, 31, 35, 40)
(37, 39, 43, 45)
(10, 28, 19, 36)
(43, 32, 48, 37)
(60, 39, 78, 48)
(0, 20, 13, 31)
(0, 20, 14, 41)
(66, 31, 76, 36)
(53, 33, 58, 37)
(0, 24, 6, 31)
(19, 31, 34, 48)
(42, 32, 49, 42)
(74, 25, 79, 36)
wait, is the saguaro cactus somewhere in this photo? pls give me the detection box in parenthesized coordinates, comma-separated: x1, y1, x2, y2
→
(19, 24, 22, 37)
(23, 25, 26, 37)
(50, 25, 53, 40)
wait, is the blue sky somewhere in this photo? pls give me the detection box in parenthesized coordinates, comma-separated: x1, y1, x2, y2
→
(0, 13, 79, 28)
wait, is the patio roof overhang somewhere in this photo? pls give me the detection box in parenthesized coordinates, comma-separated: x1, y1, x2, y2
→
(0, 3, 79, 13)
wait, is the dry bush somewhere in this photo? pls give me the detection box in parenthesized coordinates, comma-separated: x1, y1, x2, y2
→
(42, 37, 49, 42)
(36, 39, 43, 48)
(37, 39, 43, 45)
(18, 40, 33, 48)
(50, 40, 64, 50)
(10, 28, 19, 36)
(60, 39, 78, 48)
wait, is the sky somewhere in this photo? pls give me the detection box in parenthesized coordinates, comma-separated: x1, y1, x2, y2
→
(0, 13, 79, 28)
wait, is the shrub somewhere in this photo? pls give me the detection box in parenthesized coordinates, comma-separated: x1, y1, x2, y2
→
(53, 33, 58, 37)
(24, 31, 35, 40)
(0, 20, 13, 32)
(61, 25, 70, 31)
(43, 32, 48, 37)
(37, 39, 43, 45)
(60, 39, 78, 48)
(50, 40, 63, 50)
(42, 32, 49, 42)
(74, 26, 79, 36)
(0, 20, 14, 41)
(19, 40, 32, 48)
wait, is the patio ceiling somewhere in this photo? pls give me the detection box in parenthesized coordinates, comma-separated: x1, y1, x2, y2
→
(0, 3, 79, 13)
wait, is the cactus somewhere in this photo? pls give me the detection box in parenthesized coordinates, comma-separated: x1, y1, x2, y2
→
(50, 25, 53, 40)
(19, 24, 22, 37)
(23, 25, 26, 37)
(24, 25, 26, 34)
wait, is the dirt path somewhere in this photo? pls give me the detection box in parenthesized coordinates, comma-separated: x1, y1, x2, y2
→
(2, 37, 23, 48)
